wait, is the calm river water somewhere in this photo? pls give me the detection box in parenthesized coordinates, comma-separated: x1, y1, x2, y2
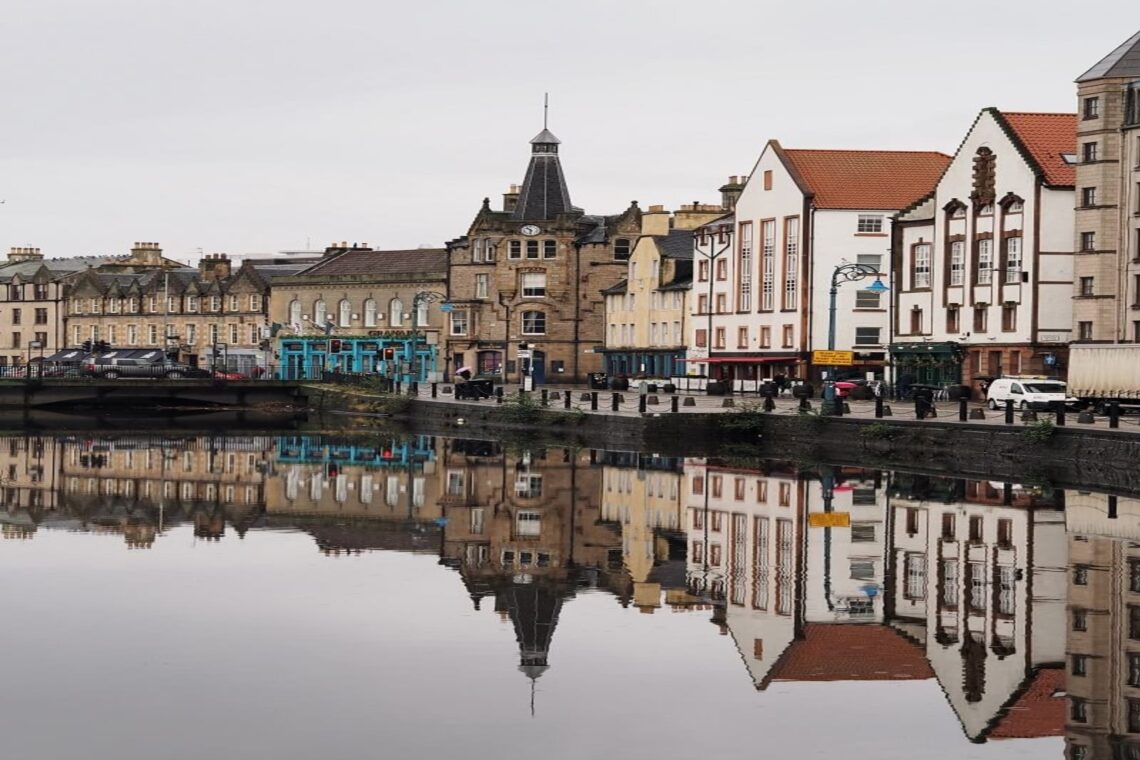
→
(0, 431, 1120, 759)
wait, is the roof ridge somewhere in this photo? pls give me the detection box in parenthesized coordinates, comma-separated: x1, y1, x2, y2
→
(999, 111, 1077, 117)
(785, 148, 951, 157)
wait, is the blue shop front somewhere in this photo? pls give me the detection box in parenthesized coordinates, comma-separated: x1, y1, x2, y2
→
(276, 333, 437, 383)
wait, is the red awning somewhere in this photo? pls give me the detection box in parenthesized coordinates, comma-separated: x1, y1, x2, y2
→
(698, 356, 803, 364)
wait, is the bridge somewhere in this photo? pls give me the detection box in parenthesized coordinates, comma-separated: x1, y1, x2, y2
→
(0, 379, 308, 409)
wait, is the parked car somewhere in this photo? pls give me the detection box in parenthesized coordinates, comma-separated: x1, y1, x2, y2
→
(211, 370, 249, 381)
(82, 356, 198, 379)
(985, 376, 1077, 411)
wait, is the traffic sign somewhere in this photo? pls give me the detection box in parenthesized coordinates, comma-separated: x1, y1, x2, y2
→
(439, 303, 454, 312)
(517, 350, 532, 359)
(809, 512, 851, 528)
(812, 350, 855, 366)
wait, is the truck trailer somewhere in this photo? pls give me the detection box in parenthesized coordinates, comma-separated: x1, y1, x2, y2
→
(1067, 345, 1140, 413)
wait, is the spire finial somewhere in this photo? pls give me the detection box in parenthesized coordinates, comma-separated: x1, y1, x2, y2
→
(543, 92, 548, 130)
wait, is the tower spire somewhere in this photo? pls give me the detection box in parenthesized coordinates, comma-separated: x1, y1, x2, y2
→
(543, 92, 548, 130)
(511, 97, 572, 221)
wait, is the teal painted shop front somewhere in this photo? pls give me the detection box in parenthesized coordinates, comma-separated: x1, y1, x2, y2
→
(277, 334, 437, 383)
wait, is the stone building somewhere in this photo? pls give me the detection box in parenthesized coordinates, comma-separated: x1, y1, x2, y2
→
(267, 245, 448, 382)
(1073, 30, 1140, 343)
(600, 203, 726, 378)
(0, 247, 108, 367)
(445, 125, 641, 384)
(66, 243, 284, 371)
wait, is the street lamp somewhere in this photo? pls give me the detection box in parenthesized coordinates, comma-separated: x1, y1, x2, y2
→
(822, 263, 889, 414)
(693, 225, 732, 382)
(410, 290, 447, 393)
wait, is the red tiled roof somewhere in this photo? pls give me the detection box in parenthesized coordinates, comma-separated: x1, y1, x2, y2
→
(782, 149, 950, 210)
(300, 248, 447, 277)
(989, 668, 1066, 740)
(998, 112, 1078, 187)
(770, 624, 934, 682)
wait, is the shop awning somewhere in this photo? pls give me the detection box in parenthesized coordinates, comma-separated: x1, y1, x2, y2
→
(690, 356, 803, 364)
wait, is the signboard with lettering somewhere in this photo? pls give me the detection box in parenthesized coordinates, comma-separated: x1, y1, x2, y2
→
(812, 350, 855, 366)
(809, 512, 851, 528)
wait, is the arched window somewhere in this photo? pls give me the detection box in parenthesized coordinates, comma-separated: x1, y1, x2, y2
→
(389, 298, 403, 327)
(313, 299, 327, 326)
(288, 299, 302, 327)
(415, 299, 428, 327)
(363, 298, 378, 327)
(338, 298, 352, 327)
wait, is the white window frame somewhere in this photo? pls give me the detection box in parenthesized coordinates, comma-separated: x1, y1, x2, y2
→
(914, 243, 932, 289)
(449, 310, 469, 336)
(521, 272, 546, 298)
(857, 214, 884, 233)
(949, 241, 965, 286)
(977, 239, 993, 285)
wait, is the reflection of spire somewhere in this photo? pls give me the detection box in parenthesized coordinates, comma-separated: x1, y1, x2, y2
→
(496, 579, 567, 717)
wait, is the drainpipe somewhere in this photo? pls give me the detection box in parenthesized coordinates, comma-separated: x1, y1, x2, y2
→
(573, 241, 582, 382)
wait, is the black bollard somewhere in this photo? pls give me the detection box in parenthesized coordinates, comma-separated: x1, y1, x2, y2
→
(639, 394, 646, 414)
(431, 382, 438, 399)
(763, 396, 776, 412)
(1109, 495, 1119, 519)
(914, 397, 926, 420)
(1054, 402, 1066, 426)
(612, 393, 620, 412)
(1005, 399, 1014, 424)
(564, 391, 571, 410)
(671, 396, 680, 413)
(541, 389, 548, 407)
(959, 397, 968, 421)
(590, 392, 598, 411)
(1110, 401, 1121, 429)
(875, 395, 884, 419)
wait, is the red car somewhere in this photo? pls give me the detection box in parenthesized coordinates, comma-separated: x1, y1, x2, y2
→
(212, 370, 248, 381)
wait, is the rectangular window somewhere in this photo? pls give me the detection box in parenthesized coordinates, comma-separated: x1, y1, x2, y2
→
(783, 216, 799, 309)
(697, 294, 708, 314)
(509, 240, 521, 259)
(857, 214, 884, 233)
(904, 553, 926, 600)
(851, 522, 876, 542)
(521, 272, 546, 297)
(763, 170, 773, 190)
(1129, 699, 1140, 734)
(1080, 231, 1095, 251)
(1073, 608, 1087, 631)
(778, 483, 791, 507)
(782, 324, 794, 348)
(1082, 187, 1097, 207)
(1001, 304, 1017, 332)
(698, 260, 709, 282)
(760, 220, 775, 311)
(734, 478, 745, 501)
(997, 518, 1012, 547)
(1082, 141, 1098, 162)
(1130, 652, 1140, 687)
(521, 311, 546, 335)
(941, 513, 955, 540)
(34, 308, 47, 325)
(906, 507, 919, 534)
(759, 326, 770, 348)
(946, 306, 960, 334)
(1083, 96, 1099, 119)
(977, 239, 993, 284)
(711, 477, 722, 499)
(738, 221, 753, 311)
(715, 293, 726, 314)
(974, 306, 988, 333)
(914, 243, 932, 288)
(715, 259, 727, 281)
(910, 308, 923, 334)
(969, 515, 983, 542)
(450, 310, 469, 336)
(1078, 321, 1093, 340)
(737, 326, 748, 349)
(695, 329, 707, 348)
(526, 240, 539, 259)
(855, 254, 882, 308)
(949, 241, 965, 286)
(1131, 605, 1140, 639)
(1071, 654, 1087, 677)
(1070, 697, 1088, 723)
(854, 327, 880, 346)
(1073, 565, 1090, 585)
(543, 240, 556, 259)
(10, 309, 20, 325)
(714, 327, 725, 349)
(1005, 237, 1022, 283)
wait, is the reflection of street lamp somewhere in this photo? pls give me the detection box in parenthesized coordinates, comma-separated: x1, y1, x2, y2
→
(410, 290, 447, 392)
(693, 225, 732, 379)
(822, 263, 889, 415)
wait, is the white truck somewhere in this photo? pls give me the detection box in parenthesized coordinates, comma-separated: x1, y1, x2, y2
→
(1067, 345, 1140, 413)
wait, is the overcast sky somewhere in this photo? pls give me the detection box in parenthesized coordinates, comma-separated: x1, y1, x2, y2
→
(1, 1, 1136, 262)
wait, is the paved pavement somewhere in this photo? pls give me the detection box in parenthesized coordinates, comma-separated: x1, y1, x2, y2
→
(409, 384, 1140, 434)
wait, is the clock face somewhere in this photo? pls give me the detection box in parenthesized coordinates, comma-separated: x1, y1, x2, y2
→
(520, 224, 542, 236)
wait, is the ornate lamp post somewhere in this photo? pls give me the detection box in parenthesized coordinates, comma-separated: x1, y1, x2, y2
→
(822, 263, 889, 415)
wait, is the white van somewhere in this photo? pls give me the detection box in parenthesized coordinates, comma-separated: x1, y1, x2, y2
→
(985, 376, 1077, 411)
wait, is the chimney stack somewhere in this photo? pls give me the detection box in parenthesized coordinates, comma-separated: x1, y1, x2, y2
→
(198, 253, 232, 281)
(641, 204, 672, 237)
(130, 241, 164, 266)
(718, 175, 746, 211)
(503, 183, 520, 214)
(7, 246, 43, 263)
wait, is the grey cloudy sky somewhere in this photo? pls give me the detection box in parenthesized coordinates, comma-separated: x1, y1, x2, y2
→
(2, 0, 1136, 262)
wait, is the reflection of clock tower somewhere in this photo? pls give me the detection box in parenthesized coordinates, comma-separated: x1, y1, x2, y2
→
(445, 118, 641, 384)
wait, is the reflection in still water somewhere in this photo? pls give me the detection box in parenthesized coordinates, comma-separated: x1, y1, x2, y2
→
(4, 432, 1135, 757)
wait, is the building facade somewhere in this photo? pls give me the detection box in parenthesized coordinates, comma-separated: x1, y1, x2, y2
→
(695, 141, 949, 387)
(600, 204, 725, 378)
(1073, 30, 1140, 344)
(445, 126, 641, 384)
(267, 246, 448, 382)
(892, 109, 1076, 390)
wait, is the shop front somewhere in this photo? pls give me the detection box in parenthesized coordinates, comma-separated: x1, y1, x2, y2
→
(277, 334, 437, 383)
(600, 349, 686, 380)
(888, 342, 964, 394)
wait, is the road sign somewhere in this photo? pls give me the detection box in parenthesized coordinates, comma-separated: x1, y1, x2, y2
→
(812, 350, 855, 366)
(809, 512, 851, 528)
(517, 350, 532, 359)
(439, 303, 454, 312)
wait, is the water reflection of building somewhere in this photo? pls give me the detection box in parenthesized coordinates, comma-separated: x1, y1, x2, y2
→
(887, 474, 1067, 742)
(0, 435, 62, 539)
(264, 436, 442, 555)
(1065, 491, 1140, 760)
(439, 439, 622, 687)
(599, 451, 697, 613)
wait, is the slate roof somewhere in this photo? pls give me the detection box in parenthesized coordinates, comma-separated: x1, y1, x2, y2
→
(988, 667, 1065, 740)
(297, 248, 448, 277)
(1077, 29, 1140, 81)
(782, 149, 951, 210)
(997, 111, 1078, 187)
(658, 228, 695, 260)
(600, 278, 627, 296)
(513, 129, 573, 221)
(530, 128, 561, 145)
(768, 624, 934, 682)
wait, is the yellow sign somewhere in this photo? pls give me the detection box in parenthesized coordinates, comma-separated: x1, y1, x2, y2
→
(812, 350, 855, 366)
(809, 512, 851, 528)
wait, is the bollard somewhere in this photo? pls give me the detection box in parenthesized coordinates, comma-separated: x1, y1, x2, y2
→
(875, 396, 884, 419)
(550, 391, 560, 401)
(541, 389, 548, 407)
(591, 392, 598, 411)
(410, 381, 418, 396)
(881, 404, 892, 417)
(496, 392, 503, 404)
(1021, 410, 1038, 422)
(612, 393, 620, 412)
(1004, 399, 1014, 424)
(959, 397, 968, 422)
(969, 408, 986, 420)
(1109, 495, 1119, 519)
(579, 392, 592, 402)
(914, 397, 926, 420)
(518, 388, 525, 398)
(799, 397, 811, 413)
(431, 382, 438, 399)
(671, 396, 680, 413)
(683, 396, 696, 407)
(564, 392, 572, 410)
(722, 398, 735, 408)
(842, 402, 851, 414)
(1077, 411, 1095, 424)
(1054, 402, 1066, 426)
(395, 381, 402, 395)
(1110, 402, 1121, 429)
(647, 395, 659, 405)
(639, 394, 646, 414)
(763, 396, 776, 412)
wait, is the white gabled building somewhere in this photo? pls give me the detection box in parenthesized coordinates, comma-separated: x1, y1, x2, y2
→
(690, 142, 948, 390)
(892, 109, 1076, 392)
